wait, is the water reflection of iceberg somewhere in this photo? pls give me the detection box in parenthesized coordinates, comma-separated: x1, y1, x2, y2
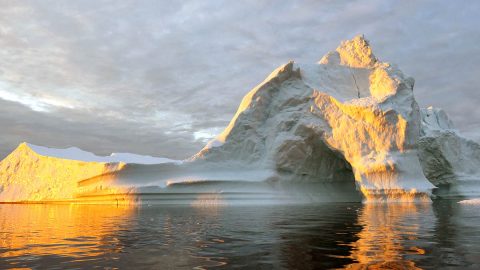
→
(0, 204, 135, 268)
(1, 202, 480, 268)
(346, 203, 432, 269)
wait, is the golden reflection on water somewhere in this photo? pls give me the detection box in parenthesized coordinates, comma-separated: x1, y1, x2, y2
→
(0, 204, 134, 262)
(0, 203, 230, 269)
(0, 201, 444, 269)
(347, 203, 430, 269)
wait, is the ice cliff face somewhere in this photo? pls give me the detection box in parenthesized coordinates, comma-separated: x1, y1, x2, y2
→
(418, 107, 480, 198)
(0, 143, 126, 202)
(0, 143, 175, 202)
(194, 35, 434, 201)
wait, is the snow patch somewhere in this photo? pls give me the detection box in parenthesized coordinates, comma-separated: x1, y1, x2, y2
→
(26, 143, 177, 164)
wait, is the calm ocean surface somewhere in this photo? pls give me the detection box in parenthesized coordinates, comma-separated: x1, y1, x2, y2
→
(1, 201, 479, 269)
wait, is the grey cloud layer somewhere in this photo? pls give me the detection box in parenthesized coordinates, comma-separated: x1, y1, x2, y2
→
(1, 0, 479, 159)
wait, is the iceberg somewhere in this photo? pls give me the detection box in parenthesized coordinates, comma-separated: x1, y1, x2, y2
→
(194, 35, 434, 202)
(0, 143, 180, 203)
(418, 107, 480, 198)
(1, 35, 479, 204)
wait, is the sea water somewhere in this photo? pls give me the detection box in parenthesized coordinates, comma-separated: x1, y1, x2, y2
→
(0, 201, 479, 269)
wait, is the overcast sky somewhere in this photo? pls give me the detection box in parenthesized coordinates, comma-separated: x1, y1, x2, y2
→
(0, 0, 479, 159)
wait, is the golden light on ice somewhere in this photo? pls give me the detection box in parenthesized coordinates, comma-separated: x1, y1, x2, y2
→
(193, 35, 435, 203)
(360, 187, 431, 203)
(0, 143, 135, 204)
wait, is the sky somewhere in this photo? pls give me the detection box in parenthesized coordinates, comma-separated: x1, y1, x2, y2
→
(0, 0, 479, 159)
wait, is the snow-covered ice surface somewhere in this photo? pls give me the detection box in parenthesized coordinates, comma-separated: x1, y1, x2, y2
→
(1, 35, 479, 204)
(26, 143, 177, 164)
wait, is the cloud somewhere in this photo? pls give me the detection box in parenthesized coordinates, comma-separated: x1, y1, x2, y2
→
(0, 0, 479, 158)
(0, 82, 77, 112)
(0, 98, 203, 159)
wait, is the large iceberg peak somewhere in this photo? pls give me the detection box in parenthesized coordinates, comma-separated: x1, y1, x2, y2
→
(193, 60, 302, 158)
(264, 60, 301, 83)
(319, 35, 378, 68)
(193, 35, 436, 202)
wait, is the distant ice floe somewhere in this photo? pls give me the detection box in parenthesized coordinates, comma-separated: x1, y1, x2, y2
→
(458, 198, 480, 205)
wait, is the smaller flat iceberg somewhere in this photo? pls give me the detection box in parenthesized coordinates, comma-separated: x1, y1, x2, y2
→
(0, 143, 180, 203)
